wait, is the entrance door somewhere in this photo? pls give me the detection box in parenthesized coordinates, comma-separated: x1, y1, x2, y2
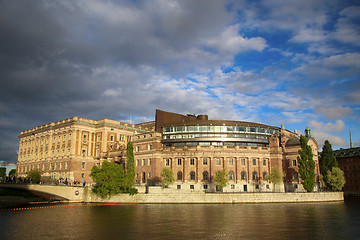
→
(244, 185, 247, 192)
(142, 172, 146, 183)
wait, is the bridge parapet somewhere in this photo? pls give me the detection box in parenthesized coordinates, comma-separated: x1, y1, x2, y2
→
(0, 184, 85, 202)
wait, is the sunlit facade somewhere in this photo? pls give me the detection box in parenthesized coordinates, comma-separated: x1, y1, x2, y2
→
(16, 110, 320, 192)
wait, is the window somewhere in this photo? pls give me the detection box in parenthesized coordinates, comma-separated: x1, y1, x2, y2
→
(203, 158, 208, 165)
(60, 162, 62, 169)
(228, 158, 234, 165)
(241, 158, 246, 165)
(215, 158, 221, 165)
(136, 146, 140, 152)
(190, 171, 196, 180)
(177, 185, 181, 189)
(229, 171, 235, 180)
(190, 158, 195, 165)
(136, 160, 139, 166)
(231, 185, 235, 189)
(142, 159, 145, 166)
(148, 144, 152, 150)
(293, 160, 297, 167)
(203, 184, 208, 189)
(293, 172, 299, 180)
(97, 135, 101, 141)
(252, 171, 258, 181)
(149, 159, 152, 165)
(110, 135, 114, 141)
(178, 158, 182, 165)
(165, 159, 170, 166)
(82, 162, 85, 169)
(241, 171, 247, 180)
(148, 173, 151, 178)
(252, 159, 257, 165)
(65, 162, 68, 169)
(203, 171, 209, 181)
(82, 149, 86, 157)
(83, 134, 87, 141)
(190, 185, 194, 190)
(81, 173, 85, 178)
(177, 171, 183, 181)
(263, 172, 267, 180)
(263, 159, 267, 166)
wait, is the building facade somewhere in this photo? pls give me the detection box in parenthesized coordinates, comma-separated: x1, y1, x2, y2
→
(334, 147, 360, 196)
(16, 117, 152, 183)
(16, 110, 320, 192)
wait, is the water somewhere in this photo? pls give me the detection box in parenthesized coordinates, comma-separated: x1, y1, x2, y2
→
(1, 201, 360, 240)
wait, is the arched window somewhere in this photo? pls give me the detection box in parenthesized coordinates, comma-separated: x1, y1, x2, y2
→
(263, 172, 267, 181)
(252, 171, 258, 181)
(190, 171, 196, 181)
(177, 171, 183, 181)
(293, 172, 299, 180)
(229, 171, 235, 180)
(203, 171, 209, 181)
(241, 171, 247, 180)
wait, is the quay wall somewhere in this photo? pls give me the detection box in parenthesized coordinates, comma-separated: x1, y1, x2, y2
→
(84, 189, 344, 204)
(0, 184, 344, 203)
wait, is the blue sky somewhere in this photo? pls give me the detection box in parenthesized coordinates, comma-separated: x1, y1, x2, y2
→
(0, 0, 359, 163)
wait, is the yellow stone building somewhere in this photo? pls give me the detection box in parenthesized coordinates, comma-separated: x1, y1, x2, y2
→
(16, 110, 320, 192)
(16, 117, 151, 183)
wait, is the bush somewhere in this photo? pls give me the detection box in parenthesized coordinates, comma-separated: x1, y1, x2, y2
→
(27, 169, 42, 184)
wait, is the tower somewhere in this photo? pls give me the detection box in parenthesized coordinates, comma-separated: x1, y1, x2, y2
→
(350, 130, 353, 148)
(305, 127, 311, 138)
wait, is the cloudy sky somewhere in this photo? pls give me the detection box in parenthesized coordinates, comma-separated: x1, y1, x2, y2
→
(1, 0, 359, 163)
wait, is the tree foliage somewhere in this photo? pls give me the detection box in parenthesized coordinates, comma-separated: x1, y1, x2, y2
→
(90, 161, 137, 198)
(0, 167, 6, 179)
(266, 168, 283, 184)
(297, 135, 316, 192)
(27, 169, 41, 184)
(319, 140, 338, 185)
(266, 167, 284, 192)
(8, 169, 16, 177)
(214, 169, 228, 192)
(160, 167, 174, 188)
(326, 167, 346, 191)
(125, 141, 135, 189)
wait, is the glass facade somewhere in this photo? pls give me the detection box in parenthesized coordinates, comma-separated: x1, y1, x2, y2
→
(162, 124, 277, 146)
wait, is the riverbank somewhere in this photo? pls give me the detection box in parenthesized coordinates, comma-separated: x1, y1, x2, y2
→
(85, 190, 344, 204)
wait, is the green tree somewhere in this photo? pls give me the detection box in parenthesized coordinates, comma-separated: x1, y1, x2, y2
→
(125, 141, 135, 189)
(0, 167, 6, 180)
(90, 161, 127, 198)
(319, 140, 338, 186)
(297, 135, 316, 192)
(326, 167, 346, 191)
(8, 169, 16, 177)
(266, 167, 284, 192)
(27, 169, 41, 184)
(214, 169, 228, 192)
(160, 167, 175, 188)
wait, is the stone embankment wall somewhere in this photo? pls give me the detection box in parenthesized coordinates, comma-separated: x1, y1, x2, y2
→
(84, 188, 344, 203)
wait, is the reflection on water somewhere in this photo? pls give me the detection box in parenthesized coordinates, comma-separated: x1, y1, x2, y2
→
(1, 201, 360, 240)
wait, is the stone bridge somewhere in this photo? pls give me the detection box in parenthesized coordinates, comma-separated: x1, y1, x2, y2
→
(0, 184, 86, 202)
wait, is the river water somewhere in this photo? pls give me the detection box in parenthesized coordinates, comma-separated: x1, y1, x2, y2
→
(1, 200, 360, 240)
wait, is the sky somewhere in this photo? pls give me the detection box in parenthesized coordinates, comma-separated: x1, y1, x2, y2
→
(1, 0, 359, 164)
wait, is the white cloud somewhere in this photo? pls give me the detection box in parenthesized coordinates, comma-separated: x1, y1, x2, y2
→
(308, 120, 347, 148)
(311, 129, 347, 148)
(333, 6, 360, 46)
(309, 120, 345, 133)
(315, 106, 353, 120)
(206, 24, 267, 54)
(324, 120, 345, 133)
